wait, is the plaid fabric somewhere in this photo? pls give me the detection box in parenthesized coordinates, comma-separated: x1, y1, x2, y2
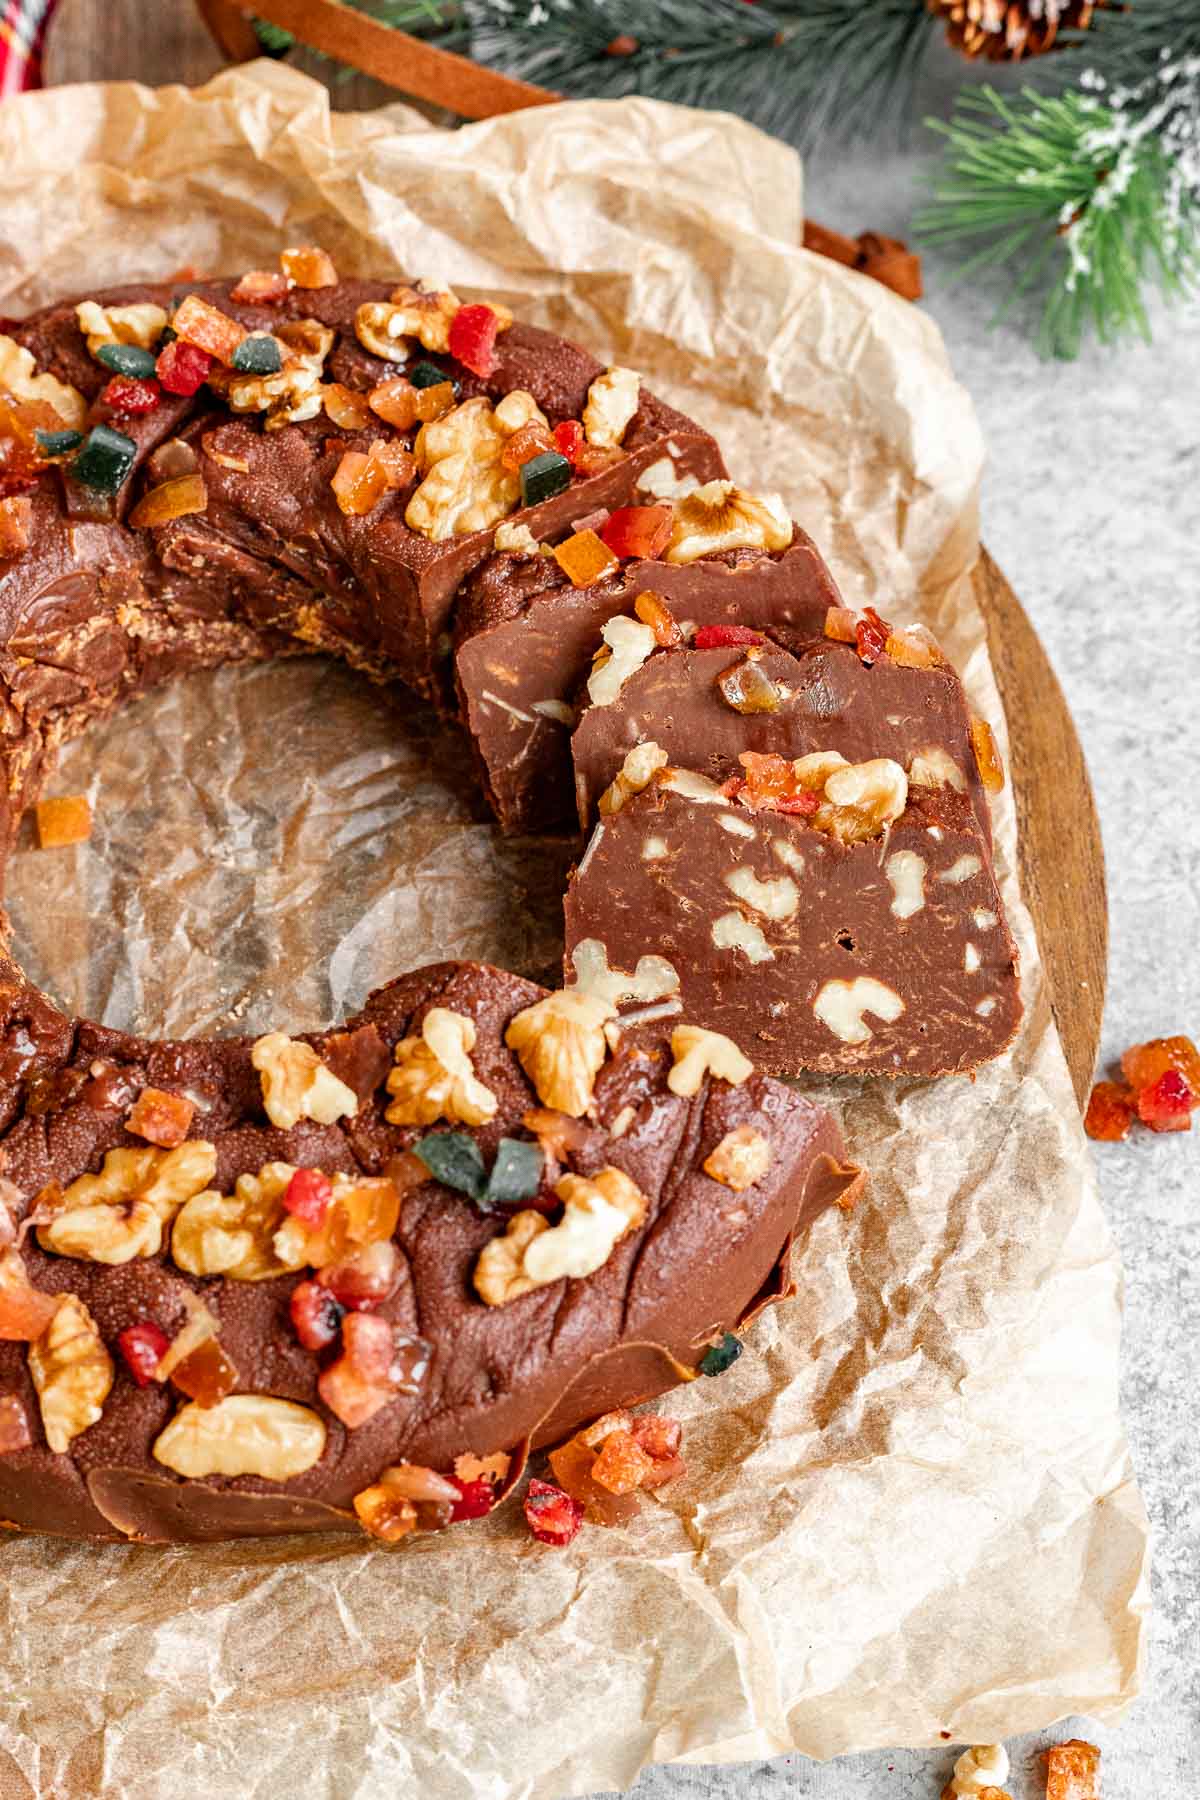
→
(0, 0, 59, 97)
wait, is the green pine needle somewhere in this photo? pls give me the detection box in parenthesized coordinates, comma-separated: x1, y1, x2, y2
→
(920, 83, 1198, 359)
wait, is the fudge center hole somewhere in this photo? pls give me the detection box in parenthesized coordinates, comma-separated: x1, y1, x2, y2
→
(6, 657, 571, 1041)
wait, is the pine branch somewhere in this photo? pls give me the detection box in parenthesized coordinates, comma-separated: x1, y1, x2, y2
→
(919, 79, 1198, 359)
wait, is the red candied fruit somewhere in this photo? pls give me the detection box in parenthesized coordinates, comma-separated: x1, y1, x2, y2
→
(693, 624, 765, 649)
(117, 1320, 170, 1387)
(282, 1167, 333, 1227)
(450, 1476, 495, 1522)
(553, 419, 584, 465)
(1121, 1034, 1200, 1100)
(156, 339, 213, 397)
(1083, 1081, 1135, 1143)
(855, 606, 892, 665)
(448, 303, 500, 378)
(290, 1279, 345, 1351)
(316, 1238, 401, 1309)
(1137, 1069, 1194, 1133)
(600, 504, 674, 562)
(101, 376, 160, 416)
(318, 1312, 431, 1429)
(0, 1392, 31, 1454)
(523, 1478, 584, 1547)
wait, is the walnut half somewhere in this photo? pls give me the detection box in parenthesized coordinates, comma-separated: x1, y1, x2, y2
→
(385, 1007, 498, 1128)
(28, 1296, 114, 1454)
(152, 1394, 327, 1481)
(171, 1163, 308, 1281)
(473, 1166, 646, 1306)
(251, 1033, 358, 1131)
(37, 1140, 218, 1265)
(505, 989, 616, 1118)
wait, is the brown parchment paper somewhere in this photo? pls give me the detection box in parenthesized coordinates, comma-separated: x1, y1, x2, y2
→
(0, 64, 1147, 1800)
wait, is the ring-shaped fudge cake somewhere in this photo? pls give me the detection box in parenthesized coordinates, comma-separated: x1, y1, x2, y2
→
(0, 250, 1013, 1545)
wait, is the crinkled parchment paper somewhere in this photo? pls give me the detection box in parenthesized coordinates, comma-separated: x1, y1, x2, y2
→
(0, 64, 1147, 1800)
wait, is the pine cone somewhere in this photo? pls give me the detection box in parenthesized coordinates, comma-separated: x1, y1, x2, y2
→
(927, 0, 1101, 62)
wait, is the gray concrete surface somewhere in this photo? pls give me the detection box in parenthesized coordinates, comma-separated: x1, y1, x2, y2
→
(601, 42, 1200, 1800)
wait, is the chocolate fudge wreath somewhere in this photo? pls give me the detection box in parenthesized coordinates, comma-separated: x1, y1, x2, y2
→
(0, 248, 1013, 1545)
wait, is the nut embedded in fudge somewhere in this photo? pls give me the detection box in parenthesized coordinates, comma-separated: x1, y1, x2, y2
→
(454, 531, 842, 835)
(563, 763, 1020, 1077)
(571, 630, 996, 841)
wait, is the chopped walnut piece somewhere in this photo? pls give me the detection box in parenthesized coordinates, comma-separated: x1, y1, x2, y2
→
(816, 756, 908, 843)
(152, 1394, 327, 1480)
(172, 1162, 309, 1281)
(909, 746, 968, 792)
(598, 740, 668, 817)
(813, 976, 905, 1045)
(494, 519, 542, 556)
(27, 1295, 113, 1454)
(37, 1140, 218, 1265)
(586, 614, 657, 707)
(75, 300, 168, 359)
(703, 1124, 771, 1191)
(505, 989, 616, 1118)
(474, 1166, 646, 1305)
(405, 393, 523, 541)
(35, 795, 91, 848)
(1045, 1739, 1100, 1800)
(665, 480, 792, 565)
(668, 1025, 753, 1097)
(583, 366, 640, 447)
(355, 284, 459, 361)
(385, 1007, 499, 1127)
(0, 334, 86, 429)
(250, 1032, 358, 1130)
(126, 1087, 195, 1148)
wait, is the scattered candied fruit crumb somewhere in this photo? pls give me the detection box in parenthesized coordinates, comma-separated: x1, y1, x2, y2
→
(855, 606, 892, 665)
(1045, 1738, 1101, 1800)
(969, 714, 1005, 793)
(1087, 1034, 1200, 1141)
(35, 795, 91, 849)
(552, 528, 621, 589)
(126, 1087, 196, 1149)
(633, 591, 682, 646)
(280, 246, 338, 289)
(523, 1478, 585, 1546)
(1083, 1081, 1135, 1142)
(1120, 1034, 1200, 1098)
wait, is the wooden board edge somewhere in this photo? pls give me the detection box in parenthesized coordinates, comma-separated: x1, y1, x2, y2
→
(973, 548, 1106, 1107)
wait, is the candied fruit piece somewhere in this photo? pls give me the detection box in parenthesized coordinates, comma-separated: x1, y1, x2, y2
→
(573, 443, 624, 476)
(1121, 1034, 1200, 1099)
(96, 343, 158, 379)
(969, 715, 1005, 793)
(368, 377, 418, 430)
(823, 606, 858, 644)
(601, 504, 674, 561)
(283, 1168, 333, 1227)
(316, 1239, 401, 1309)
(100, 375, 160, 415)
(330, 439, 415, 518)
(693, 624, 764, 649)
(230, 269, 290, 305)
(0, 1392, 31, 1453)
(630, 1415, 682, 1461)
(524, 1477, 584, 1546)
(1045, 1738, 1101, 1800)
(717, 655, 782, 715)
(35, 795, 91, 849)
(553, 418, 584, 464)
(700, 1332, 743, 1376)
(34, 428, 83, 459)
(552, 527, 620, 589)
(501, 420, 555, 472)
(735, 751, 819, 816)
(280, 245, 338, 289)
(323, 382, 373, 431)
(231, 333, 283, 376)
(450, 1475, 495, 1521)
(354, 1483, 418, 1543)
(633, 590, 682, 647)
(289, 1279, 345, 1352)
(855, 606, 892, 665)
(318, 1313, 431, 1428)
(520, 449, 572, 507)
(126, 1086, 196, 1148)
(171, 295, 246, 365)
(1084, 1081, 1135, 1142)
(1137, 1069, 1194, 1133)
(413, 380, 456, 424)
(408, 360, 456, 392)
(884, 626, 943, 669)
(590, 1428, 656, 1495)
(301, 1177, 400, 1267)
(117, 1320, 170, 1387)
(379, 1462, 459, 1505)
(170, 1334, 239, 1408)
(0, 495, 32, 556)
(548, 1434, 640, 1526)
(73, 424, 136, 495)
(155, 339, 212, 396)
(448, 303, 500, 378)
(370, 436, 416, 488)
(0, 1254, 60, 1342)
(127, 472, 209, 530)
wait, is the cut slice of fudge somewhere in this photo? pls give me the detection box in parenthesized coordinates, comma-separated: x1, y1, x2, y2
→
(454, 526, 841, 834)
(562, 760, 1020, 1077)
(571, 629, 995, 844)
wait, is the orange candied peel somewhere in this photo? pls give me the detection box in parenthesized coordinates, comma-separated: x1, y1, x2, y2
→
(298, 1176, 400, 1268)
(1045, 1738, 1101, 1800)
(354, 1483, 418, 1543)
(368, 377, 418, 430)
(1083, 1081, 1135, 1142)
(1120, 1034, 1200, 1097)
(634, 590, 682, 646)
(884, 625, 944, 668)
(823, 606, 859, 644)
(127, 472, 208, 530)
(500, 420, 555, 472)
(280, 245, 338, 290)
(323, 382, 373, 431)
(171, 295, 246, 365)
(330, 439, 416, 517)
(413, 380, 456, 423)
(35, 794, 91, 849)
(548, 1408, 685, 1525)
(169, 1334, 239, 1408)
(969, 714, 1005, 793)
(230, 269, 289, 305)
(1085, 1034, 1199, 1140)
(126, 1087, 196, 1149)
(552, 528, 621, 589)
(0, 494, 32, 555)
